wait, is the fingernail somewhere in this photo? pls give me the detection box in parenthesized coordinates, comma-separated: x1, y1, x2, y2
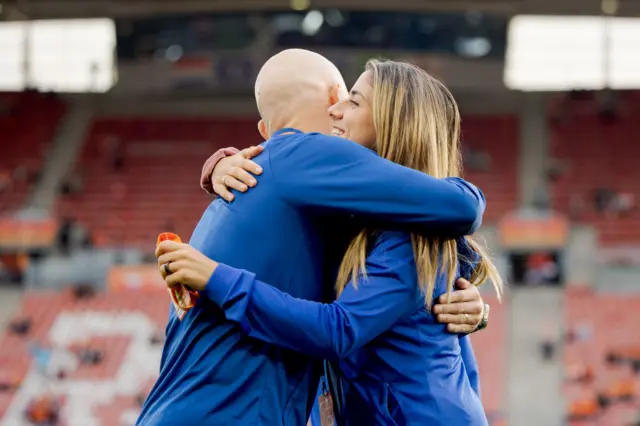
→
(241, 185, 248, 191)
(255, 167, 262, 174)
(249, 179, 257, 186)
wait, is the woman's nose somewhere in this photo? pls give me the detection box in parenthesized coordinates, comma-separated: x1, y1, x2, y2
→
(328, 104, 343, 120)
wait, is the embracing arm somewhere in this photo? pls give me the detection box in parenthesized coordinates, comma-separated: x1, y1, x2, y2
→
(203, 233, 418, 361)
(459, 334, 481, 396)
(200, 147, 239, 195)
(270, 133, 485, 236)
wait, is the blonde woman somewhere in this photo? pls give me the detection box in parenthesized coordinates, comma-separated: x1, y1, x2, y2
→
(160, 60, 502, 425)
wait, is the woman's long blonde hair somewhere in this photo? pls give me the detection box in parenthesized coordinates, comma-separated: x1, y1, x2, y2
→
(336, 59, 503, 307)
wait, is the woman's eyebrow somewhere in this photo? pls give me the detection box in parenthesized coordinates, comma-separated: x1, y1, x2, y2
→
(350, 89, 367, 101)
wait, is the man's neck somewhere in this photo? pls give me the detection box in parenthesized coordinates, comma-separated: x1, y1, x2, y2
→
(270, 122, 323, 137)
(268, 110, 327, 137)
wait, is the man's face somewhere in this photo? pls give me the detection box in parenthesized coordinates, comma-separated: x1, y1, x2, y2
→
(327, 71, 376, 149)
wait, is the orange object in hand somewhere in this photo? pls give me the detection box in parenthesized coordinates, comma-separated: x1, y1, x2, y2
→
(157, 232, 200, 319)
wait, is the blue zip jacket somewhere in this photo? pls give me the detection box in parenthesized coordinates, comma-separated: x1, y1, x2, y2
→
(206, 233, 488, 425)
(137, 129, 485, 426)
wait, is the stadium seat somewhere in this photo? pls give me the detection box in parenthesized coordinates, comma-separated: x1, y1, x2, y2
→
(563, 286, 640, 423)
(0, 289, 169, 424)
(462, 115, 520, 223)
(0, 92, 66, 213)
(56, 114, 517, 251)
(56, 117, 260, 249)
(550, 101, 640, 245)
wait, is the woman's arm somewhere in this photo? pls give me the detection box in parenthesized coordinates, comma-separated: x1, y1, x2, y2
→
(201, 136, 485, 236)
(203, 232, 419, 360)
(269, 133, 484, 235)
(200, 147, 239, 194)
(200, 146, 264, 200)
(459, 334, 481, 396)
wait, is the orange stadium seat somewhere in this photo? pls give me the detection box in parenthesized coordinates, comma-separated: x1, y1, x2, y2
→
(0, 289, 169, 423)
(567, 392, 600, 419)
(563, 286, 640, 424)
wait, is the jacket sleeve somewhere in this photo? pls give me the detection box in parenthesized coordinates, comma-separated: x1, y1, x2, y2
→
(269, 133, 484, 236)
(200, 147, 240, 195)
(459, 334, 481, 396)
(203, 232, 419, 360)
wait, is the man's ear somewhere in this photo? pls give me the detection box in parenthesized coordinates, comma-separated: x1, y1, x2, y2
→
(328, 84, 341, 107)
(257, 119, 269, 140)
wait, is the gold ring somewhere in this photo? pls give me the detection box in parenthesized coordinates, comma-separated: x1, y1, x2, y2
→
(465, 314, 469, 322)
(222, 175, 229, 186)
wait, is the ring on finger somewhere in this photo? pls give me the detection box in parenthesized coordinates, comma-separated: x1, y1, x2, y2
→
(222, 175, 229, 186)
(464, 313, 469, 322)
(164, 262, 172, 276)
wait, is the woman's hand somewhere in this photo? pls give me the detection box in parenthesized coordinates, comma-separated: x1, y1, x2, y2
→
(211, 146, 264, 202)
(156, 240, 219, 292)
(433, 278, 485, 334)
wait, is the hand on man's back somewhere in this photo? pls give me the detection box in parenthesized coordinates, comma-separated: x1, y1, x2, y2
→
(433, 278, 485, 334)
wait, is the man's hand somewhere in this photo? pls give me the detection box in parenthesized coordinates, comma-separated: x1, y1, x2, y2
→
(209, 146, 264, 202)
(157, 240, 219, 292)
(433, 278, 484, 334)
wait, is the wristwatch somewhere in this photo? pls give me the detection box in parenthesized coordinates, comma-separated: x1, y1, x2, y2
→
(474, 303, 490, 332)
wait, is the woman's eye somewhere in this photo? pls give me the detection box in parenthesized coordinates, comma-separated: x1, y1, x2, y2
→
(349, 100, 359, 107)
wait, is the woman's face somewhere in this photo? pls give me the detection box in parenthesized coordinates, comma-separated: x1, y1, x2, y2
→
(328, 71, 377, 149)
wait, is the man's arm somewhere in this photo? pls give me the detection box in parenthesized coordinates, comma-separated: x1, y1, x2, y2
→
(269, 133, 485, 236)
(203, 233, 418, 361)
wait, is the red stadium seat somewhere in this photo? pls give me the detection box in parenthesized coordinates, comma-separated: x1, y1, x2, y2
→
(56, 117, 260, 249)
(462, 115, 520, 223)
(56, 114, 518, 250)
(550, 98, 640, 245)
(0, 92, 66, 213)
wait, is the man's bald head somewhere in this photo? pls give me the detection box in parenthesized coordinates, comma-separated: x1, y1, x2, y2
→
(254, 49, 348, 138)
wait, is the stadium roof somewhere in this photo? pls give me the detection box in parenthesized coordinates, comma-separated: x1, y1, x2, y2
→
(2, 0, 640, 20)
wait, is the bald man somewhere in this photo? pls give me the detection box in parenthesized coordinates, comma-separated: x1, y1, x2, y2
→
(137, 50, 486, 426)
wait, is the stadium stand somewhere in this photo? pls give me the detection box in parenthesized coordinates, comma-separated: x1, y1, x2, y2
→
(550, 98, 640, 245)
(53, 114, 517, 251)
(55, 117, 258, 249)
(564, 286, 640, 426)
(3, 105, 515, 423)
(462, 115, 520, 223)
(0, 92, 66, 213)
(2, 7, 640, 425)
(0, 290, 509, 425)
(0, 288, 168, 425)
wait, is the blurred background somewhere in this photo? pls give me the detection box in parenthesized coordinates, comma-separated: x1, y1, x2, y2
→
(0, 0, 639, 425)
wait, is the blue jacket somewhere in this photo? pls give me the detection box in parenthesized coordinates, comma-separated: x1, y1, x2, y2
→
(137, 129, 485, 426)
(207, 232, 488, 425)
